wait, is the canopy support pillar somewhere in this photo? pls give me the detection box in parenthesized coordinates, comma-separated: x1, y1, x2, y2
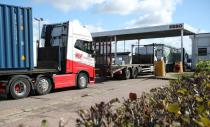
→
(181, 29, 184, 64)
(114, 36, 117, 65)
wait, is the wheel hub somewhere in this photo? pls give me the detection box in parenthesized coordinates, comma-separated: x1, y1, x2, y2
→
(13, 81, 27, 96)
(15, 84, 21, 92)
(80, 77, 86, 87)
(38, 79, 49, 92)
(126, 70, 130, 77)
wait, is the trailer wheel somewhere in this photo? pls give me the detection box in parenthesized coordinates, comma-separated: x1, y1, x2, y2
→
(131, 68, 138, 79)
(77, 73, 88, 89)
(10, 78, 31, 99)
(36, 77, 52, 95)
(122, 69, 131, 80)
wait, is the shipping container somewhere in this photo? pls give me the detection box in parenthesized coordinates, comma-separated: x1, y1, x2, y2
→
(0, 4, 33, 70)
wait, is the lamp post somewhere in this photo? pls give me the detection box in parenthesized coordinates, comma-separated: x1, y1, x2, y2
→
(34, 18, 43, 44)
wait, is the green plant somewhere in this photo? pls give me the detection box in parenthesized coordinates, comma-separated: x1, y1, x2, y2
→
(76, 98, 120, 127)
(76, 72, 210, 127)
(195, 60, 210, 73)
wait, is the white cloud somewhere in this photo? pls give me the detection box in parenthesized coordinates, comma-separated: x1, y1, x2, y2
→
(86, 25, 104, 32)
(125, 0, 182, 28)
(126, 12, 172, 28)
(33, 0, 182, 28)
(71, 19, 104, 32)
(33, 0, 105, 12)
(97, 0, 140, 15)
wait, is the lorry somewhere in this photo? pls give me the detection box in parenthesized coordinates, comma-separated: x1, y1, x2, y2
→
(92, 39, 154, 80)
(110, 46, 154, 80)
(0, 4, 95, 99)
(134, 44, 182, 72)
(134, 43, 190, 72)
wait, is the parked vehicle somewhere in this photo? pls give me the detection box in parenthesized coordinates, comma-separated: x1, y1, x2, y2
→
(0, 4, 95, 99)
(134, 44, 189, 72)
(93, 41, 154, 80)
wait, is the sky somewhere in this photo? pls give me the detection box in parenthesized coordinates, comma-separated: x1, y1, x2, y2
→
(1, 0, 210, 54)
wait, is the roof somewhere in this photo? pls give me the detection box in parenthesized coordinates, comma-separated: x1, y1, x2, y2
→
(141, 43, 178, 50)
(194, 33, 210, 37)
(92, 23, 197, 41)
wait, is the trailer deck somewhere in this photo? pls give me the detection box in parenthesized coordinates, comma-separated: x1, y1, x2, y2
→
(111, 64, 154, 75)
(0, 68, 59, 76)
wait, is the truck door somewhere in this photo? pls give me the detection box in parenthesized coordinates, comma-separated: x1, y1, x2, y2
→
(72, 40, 95, 77)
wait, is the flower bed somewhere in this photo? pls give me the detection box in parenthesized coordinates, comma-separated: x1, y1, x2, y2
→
(76, 62, 210, 127)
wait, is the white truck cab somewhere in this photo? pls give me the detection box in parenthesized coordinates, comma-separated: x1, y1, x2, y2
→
(39, 21, 95, 89)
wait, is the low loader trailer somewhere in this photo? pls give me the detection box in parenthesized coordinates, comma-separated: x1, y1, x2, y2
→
(93, 39, 154, 80)
(111, 64, 154, 80)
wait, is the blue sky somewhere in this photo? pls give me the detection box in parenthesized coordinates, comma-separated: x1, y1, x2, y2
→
(2, 0, 210, 31)
(1, 0, 210, 53)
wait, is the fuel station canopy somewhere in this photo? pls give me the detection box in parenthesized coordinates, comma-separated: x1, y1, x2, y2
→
(92, 23, 197, 41)
(92, 23, 197, 64)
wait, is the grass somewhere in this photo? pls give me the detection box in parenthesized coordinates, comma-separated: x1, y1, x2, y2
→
(170, 72, 194, 78)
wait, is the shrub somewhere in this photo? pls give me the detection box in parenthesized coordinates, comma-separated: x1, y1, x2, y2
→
(76, 72, 210, 127)
(196, 61, 210, 73)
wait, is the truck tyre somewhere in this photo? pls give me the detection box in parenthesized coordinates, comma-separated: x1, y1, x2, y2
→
(9, 77, 31, 99)
(36, 77, 52, 95)
(77, 73, 88, 89)
(131, 68, 138, 79)
(122, 69, 131, 80)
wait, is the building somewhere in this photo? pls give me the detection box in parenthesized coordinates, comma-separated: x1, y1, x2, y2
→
(191, 33, 210, 69)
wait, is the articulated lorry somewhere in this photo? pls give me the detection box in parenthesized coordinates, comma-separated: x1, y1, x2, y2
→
(0, 4, 95, 99)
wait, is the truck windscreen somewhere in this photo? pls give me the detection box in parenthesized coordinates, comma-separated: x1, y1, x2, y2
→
(42, 23, 68, 48)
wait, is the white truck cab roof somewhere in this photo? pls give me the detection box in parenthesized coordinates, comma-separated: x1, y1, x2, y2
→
(69, 21, 93, 42)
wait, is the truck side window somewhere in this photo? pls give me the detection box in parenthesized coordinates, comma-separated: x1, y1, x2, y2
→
(75, 40, 85, 51)
(75, 40, 90, 53)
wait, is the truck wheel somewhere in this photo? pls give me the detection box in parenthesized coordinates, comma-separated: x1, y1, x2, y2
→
(131, 68, 138, 79)
(10, 78, 31, 99)
(123, 69, 131, 80)
(36, 77, 52, 95)
(77, 73, 88, 89)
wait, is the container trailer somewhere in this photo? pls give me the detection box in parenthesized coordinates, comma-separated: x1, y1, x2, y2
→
(0, 4, 95, 99)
